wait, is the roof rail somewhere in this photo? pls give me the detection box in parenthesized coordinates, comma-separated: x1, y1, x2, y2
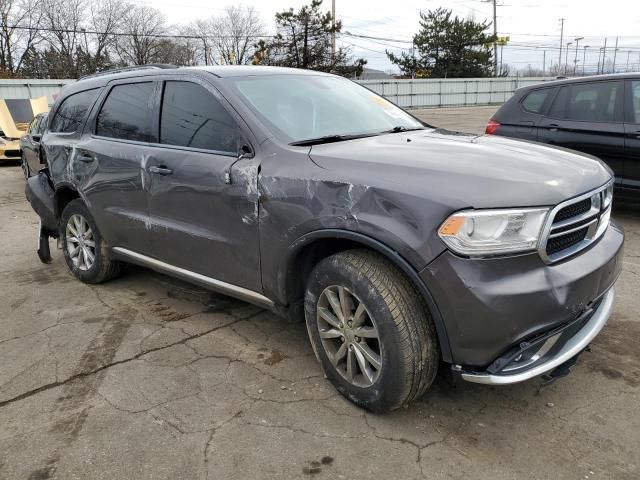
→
(78, 64, 177, 81)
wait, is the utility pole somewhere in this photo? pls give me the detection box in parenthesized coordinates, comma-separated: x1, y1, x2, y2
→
(601, 38, 607, 74)
(542, 49, 546, 76)
(626, 50, 631, 72)
(582, 46, 589, 75)
(491, 0, 498, 76)
(573, 37, 583, 75)
(565, 42, 572, 72)
(612, 36, 618, 73)
(331, 0, 336, 63)
(558, 18, 565, 73)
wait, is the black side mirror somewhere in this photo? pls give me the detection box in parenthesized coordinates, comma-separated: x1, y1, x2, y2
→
(31, 134, 41, 143)
(239, 143, 254, 158)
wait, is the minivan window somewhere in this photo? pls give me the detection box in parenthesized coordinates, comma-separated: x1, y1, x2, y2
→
(632, 80, 640, 123)
(96, 82, 154, 142)
(565, 81, 622, 122)
(521, 89, 551, 113)
(50, 89, 99, 133)
(160, 81, 237, 153)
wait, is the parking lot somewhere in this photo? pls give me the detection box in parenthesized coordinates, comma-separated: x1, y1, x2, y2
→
(1, 106, 639, 480)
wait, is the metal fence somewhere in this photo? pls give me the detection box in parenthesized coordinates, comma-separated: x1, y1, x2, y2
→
(358, 77, 553, 109)
(0, 79, 74, 103)
(0, 77, 553, 109)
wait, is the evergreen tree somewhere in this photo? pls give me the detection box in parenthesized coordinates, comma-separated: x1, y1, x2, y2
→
(387, 8, 497, 78)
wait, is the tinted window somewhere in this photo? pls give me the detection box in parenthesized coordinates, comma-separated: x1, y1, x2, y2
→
(160, 81, 237, 152)
(96, 83, 154, 142)
(50, 89, 99, 133)
(565, 81, 622, 122)
(632, 81, 640, 123)
(522, 89, 551, 113)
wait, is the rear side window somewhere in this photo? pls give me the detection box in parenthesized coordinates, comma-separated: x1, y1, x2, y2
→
(632, 80, 640, 123)
(160, 81, 237, 153)
(50, 89, 99, 133)
(565, 81, 622, 122)
(521, 89, 551, 113)
(96, 82, 154, 142)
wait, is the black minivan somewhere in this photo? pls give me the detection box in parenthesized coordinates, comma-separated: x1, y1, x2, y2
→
(487, 74, 640, 202)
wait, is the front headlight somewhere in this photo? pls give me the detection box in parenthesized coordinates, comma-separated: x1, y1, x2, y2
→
(438, 208, 550, 256)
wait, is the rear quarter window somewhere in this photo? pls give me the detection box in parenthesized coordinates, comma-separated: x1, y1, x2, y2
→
(50, 89, 99, 133)
(521, 89, 552, 113)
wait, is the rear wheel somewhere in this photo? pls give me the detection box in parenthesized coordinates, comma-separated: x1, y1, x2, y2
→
(60, 199, 122, 284)
(304, 249, 439, 412)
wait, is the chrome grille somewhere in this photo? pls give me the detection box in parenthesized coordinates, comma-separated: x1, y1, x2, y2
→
(539, 181, 613, 264)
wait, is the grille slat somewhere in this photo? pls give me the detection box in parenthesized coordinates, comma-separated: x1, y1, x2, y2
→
(540, 184, 611, 263)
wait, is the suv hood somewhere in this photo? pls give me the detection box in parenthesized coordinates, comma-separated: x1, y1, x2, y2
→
(309, 129, 612, 209)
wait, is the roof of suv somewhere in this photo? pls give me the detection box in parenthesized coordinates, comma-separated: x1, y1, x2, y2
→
(61, 65, 334, 97)
(518, 72, 640, 93)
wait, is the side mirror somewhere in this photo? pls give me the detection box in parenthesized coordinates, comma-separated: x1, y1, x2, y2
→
(239, 143, 254, 159)
(32, 134, 41, 143)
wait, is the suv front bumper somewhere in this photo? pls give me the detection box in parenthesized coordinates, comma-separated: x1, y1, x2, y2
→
(421, 219, 624, 371)
(460, 287, 614, 384)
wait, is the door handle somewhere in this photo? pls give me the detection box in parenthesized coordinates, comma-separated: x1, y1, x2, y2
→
(76, 152, 95, 163)
(547, 123, 559, 132)
(148, 166, 173, 175)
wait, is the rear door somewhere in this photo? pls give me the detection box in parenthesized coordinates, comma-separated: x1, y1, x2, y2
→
(145, 76, 262, 291)
(74, 79, 157, 255)
(623, 79, 640, 190)
(496, 87, 556, 140)
(538, 80, 626, 177)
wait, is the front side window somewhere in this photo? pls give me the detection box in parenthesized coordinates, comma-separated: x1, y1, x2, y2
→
(632, 80, 640, 123)
(228, 74, 423, 143)
(565, 81, 622, 122)
(96, 82, 154, 142)
(36, 115, 48, 135)
(27, 117, 39, 134)
(521, 89, 552, 113)
(160, 81, 237, 153)
(50, 89, 99, 133)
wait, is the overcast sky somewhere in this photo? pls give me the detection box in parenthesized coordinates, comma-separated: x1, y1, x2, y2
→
(136, 0, 640, 74)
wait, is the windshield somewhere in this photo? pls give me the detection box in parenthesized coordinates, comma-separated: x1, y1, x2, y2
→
(228, 74, 423, 143)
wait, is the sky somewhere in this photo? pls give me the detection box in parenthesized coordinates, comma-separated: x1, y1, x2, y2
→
(135, 0, 640, 74)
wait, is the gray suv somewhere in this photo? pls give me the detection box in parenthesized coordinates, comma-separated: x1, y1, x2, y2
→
(25, 65, 623, 412)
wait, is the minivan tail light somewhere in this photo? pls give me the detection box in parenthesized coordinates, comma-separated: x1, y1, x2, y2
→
(485, 120, 501, 135)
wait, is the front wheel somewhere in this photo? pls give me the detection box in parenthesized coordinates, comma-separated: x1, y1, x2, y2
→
(60, 199, 122, 284)
(304, 249, 439, 412)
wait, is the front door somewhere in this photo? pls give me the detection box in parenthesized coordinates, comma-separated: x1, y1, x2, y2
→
(146, 78, 261, 292)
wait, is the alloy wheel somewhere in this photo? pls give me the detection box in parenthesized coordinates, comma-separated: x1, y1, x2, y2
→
(316, 285, 382, 387)
(65, 214, 96, 271)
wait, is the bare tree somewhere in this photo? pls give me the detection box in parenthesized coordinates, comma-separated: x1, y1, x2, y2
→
(0, 0, 44, 74)
(115, 4, 166, 65)
(186, 5, 265, 66)
(87, 0, 126, 63)
(40, 0, 84, 75)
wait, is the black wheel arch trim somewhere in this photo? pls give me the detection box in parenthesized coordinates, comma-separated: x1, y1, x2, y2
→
(281, 229, 453, 363)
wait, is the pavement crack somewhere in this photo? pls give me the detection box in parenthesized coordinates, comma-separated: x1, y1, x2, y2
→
(0, 318, 243, 409)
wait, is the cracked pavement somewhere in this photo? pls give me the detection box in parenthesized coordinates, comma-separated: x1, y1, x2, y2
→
(1, 108, 640, 479)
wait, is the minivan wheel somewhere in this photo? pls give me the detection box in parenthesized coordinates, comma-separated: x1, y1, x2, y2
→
(60, 199, 122, 284)
(304, 249, 439, 412)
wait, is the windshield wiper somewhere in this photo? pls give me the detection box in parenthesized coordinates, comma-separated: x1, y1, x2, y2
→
(289, 133, 378, 147)
(381, 126, 425, 134)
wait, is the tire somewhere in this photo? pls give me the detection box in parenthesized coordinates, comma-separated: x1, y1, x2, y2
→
(304, 249, 439, 412)
(60, 199, 122, 284)
(21, 154, 30, 179)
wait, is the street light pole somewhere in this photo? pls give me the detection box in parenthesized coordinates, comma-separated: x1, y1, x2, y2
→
(573, 37, 583, 75)
(582, 46, 589, 75)
(565, 42, 572, 72)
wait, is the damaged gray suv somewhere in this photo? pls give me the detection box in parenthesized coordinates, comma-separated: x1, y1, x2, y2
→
(26, 65, 623, 412)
